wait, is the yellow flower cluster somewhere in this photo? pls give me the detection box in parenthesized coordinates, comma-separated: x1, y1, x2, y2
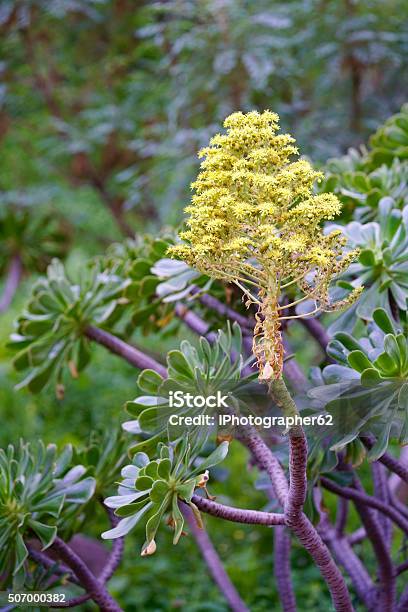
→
(170, 111, 361, 379)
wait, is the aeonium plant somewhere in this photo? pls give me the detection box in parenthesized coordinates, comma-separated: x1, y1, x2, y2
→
(0, 441, 95, 584)
(328, 199, 408, 333)
(9, 259, 129, 397)
(310, 307, 408, 460)
(169, 110, 361, 383)
(124, 322, 255, 456)
(102, 438, 229, 556)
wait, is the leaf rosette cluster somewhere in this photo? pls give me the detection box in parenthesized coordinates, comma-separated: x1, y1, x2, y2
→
(102, 439, 229, 556)
(310, 308, 408, 459)
(10, 259, 128, 395)
(124, 323, 255, 455)
(0, 441, 95, 582)
(329, 199, 408, 332)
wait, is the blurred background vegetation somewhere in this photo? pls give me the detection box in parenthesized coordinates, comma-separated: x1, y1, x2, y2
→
(0, 1, 406, 609)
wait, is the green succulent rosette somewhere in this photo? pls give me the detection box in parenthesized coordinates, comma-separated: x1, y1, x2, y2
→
(102, 438, 229, 556)
(0, 441, 95, 583)
(328, 199, 408, 333)
(309, 307, 408, 460)
(123, 322, 256, 455)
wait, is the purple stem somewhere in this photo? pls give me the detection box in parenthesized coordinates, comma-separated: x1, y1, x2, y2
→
(398, 587, 408, 612)
(285, 429, 308, 518)
(27, 547, 78, 584)
(51, 594, 91, 608)
(265, 379, 353, 611)
(360, 435, 408, 483)
(0, 254, 23, 313)
(299, 316, 332, 354)
(84, 325, 250, 609)
(326, 534, 374, 607)
(196, 291, 254, 330)
(31, 512, 125, 609)
(347, 528, 366, 546)
(175, 302, 249, 362)
(49, 537, 122, 611)
(372, 462, 392, 548)
(352, 481, 395, 611)
(85, 325, 167, 377)
(314, 489, 374, 607)
(240, 429, 289, 507)
(274, 526, 296, 612)
(28, 548, 91, 608)
(335, 499, 349, 537)
(290, 513, 354, 611)
(192, 495, 285, 526)
(282, 337, 307, 393)
(321, 477, 408, 534)
(175, 303, 214, 337)
(34, 508, 124, 608)
(87, 300, 353, 610)
(396, 558, 408, 576)
(285, 432, 353, 611)
(99, 508, 125, 584)
(180, 503, 249, 612)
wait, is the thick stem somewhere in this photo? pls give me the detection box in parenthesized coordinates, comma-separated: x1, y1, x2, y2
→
(291, 514, 354, 611)
(85, 325, 167, 377)
(192, 495, 285, 526)
(0, 254, 23, 313)
(32, 511, 125, 609)
(51, 594, 91, 608)
(274, 526, 296, 612)
(315, 489, 375, 607)
(50, 537, 122, 612)
(180, 503, 249, 612)
(268, 378, 353, 612)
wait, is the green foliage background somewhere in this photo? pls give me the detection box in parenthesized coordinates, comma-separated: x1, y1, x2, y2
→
(0, 1, 407, 609)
